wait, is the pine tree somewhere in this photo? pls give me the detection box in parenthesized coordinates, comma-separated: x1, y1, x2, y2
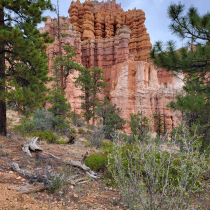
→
(74, 66, 107, 125)
(95, 97, 125, 139)
(130, 99, 150, 141)
(150, 3, 210, 149)
(130, 111, 149, 141)
(155, 111, 163, 137)
(90, 66, 107, 128)
(52, 42, 80, 90)
(48, 42, 76, 129)
(74, 66, 92, 124)
(0, 0, 54, 136)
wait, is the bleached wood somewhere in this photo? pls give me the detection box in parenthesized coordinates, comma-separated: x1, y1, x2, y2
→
(22, 137, 42, 157)
(18, 183, 45, 194)
(29, 137, 42, 151)
(11, 162, 51, 186)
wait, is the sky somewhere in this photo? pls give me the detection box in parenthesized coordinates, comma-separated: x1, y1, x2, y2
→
(39, 0, 210, 49)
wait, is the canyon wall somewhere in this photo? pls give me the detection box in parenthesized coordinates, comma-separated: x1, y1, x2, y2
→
(68, 0, 152, 62)
(39, 0, 184, 131)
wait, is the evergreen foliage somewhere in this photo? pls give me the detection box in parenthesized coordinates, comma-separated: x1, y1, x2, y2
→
(52, 43, 80, 90)
(155, 111, 163, 137)
(150, 3, 210, 149)
(47, 85, 71, 129)
(49, 42, 77, 130)
(130, 111, 150, 141)
(95, 97, 125, 139)
(74, 66, 92, 123)
(0, 0, 54, 135)
(74, 66, 107, 124)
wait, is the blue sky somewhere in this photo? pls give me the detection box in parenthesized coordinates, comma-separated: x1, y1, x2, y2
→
(39, 0, 210, 49)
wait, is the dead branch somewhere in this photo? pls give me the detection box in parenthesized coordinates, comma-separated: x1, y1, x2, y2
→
(11, 162, 51, 186)
(67, 177, 86, 185)
(43, 152, 101, 179)
(17, 183, 46, 194)
(22, 137, 42, 157)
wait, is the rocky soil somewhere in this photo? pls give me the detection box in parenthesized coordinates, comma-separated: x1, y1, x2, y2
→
(0, 111, 126, 210)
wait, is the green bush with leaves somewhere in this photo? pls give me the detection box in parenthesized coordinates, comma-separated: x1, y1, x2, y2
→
(87, 128, 104, 148)
(13, 118, 35, 137)
(107, 130, 209, 210)
(31, 130, 58, 143)
(130, 110, 150, 141)
(32, 108, 53, 131)
(49, 176, 63, 194)
(58, 139, 68, 144)
(78, 128, 85, 134)
(85, 152, 108, 172)
(71, 111, 84, 127)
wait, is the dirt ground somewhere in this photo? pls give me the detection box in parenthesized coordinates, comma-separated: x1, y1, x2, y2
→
(0, 134, 127, 210)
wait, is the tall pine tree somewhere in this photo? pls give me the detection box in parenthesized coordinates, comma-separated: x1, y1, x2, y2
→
(74, 66, 107, 125)
(0, 0, 54, 135)
(150, 3, 210, 149)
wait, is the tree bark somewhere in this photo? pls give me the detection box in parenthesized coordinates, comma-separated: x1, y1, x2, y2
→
(0, 7, 6, 136)
(57, 8, 63, 93)
(92, 93, 96, 129)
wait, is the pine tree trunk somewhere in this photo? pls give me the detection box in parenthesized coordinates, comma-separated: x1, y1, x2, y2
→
(92, 94, 96, 130)
(85, 91, 89, 124)
(0, 7, 6, 136)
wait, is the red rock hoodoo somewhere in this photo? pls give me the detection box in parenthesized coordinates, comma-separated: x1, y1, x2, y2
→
(69, 0, 151, 62)
(39, 0, 184, 132)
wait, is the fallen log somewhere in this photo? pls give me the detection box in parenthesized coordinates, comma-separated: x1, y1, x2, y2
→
(17, 183, 46, 194)
(11, 162, 93, 194)
(11, 162, 52, 186)
(42, 152, 101, 179)
(21, 138, 100, 179)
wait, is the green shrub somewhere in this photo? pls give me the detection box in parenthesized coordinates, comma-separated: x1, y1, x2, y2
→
(87, 128, 104, 148)
(59, 139, 68, 144)
(69, 127, 76, 134)
(53, 120, 70, 133)
(78, 128, 85, 134)
(130, 110, 150, 141)
(49, 176, 63, 194)
(85, 152, 108, 172)
(86, 130, 92, 135)
(32, 108, 53, 131)
(72, 111, 84, 127)
(13, 119, 35, 136)
(31, 130, 58, 143)
(107, 131, 209, 210)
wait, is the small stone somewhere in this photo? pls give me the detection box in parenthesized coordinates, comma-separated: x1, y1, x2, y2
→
(9, 171, 14, 174)
(21, 179, 25, 182)
(16, 176, 21, 180)
(73, 194, 78, 198)
(70, 185, 74, 189)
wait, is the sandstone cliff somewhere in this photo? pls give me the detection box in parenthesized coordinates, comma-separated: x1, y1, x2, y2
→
(68, 0, 152, 62)
(39, 0, 183, 132)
